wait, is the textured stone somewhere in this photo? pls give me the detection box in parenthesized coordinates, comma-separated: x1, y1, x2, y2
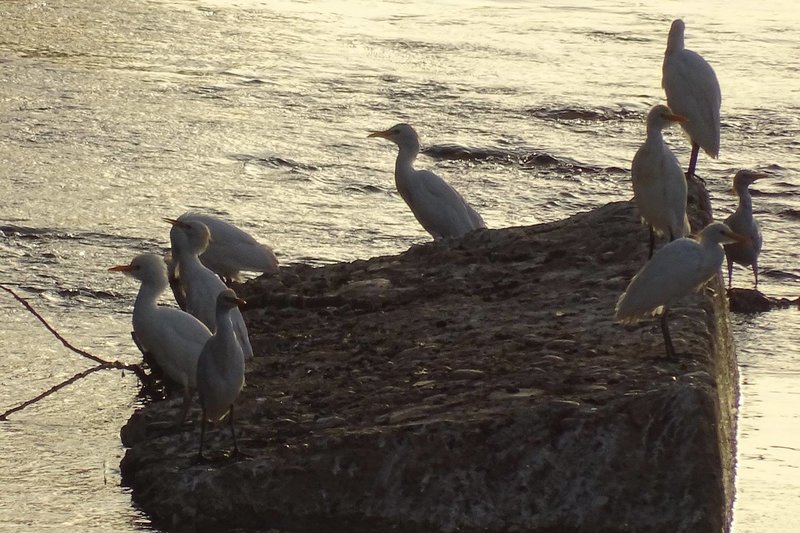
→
(120, 200, 738, 532)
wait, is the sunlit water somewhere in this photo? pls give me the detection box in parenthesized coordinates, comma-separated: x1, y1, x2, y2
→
(1, 0, 798, 530)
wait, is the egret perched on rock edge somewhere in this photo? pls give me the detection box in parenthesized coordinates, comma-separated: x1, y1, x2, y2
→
(724, 170, 767, 288)
(109, 254, 211, 425)
(616, 222, 745, 358)
(368, 123, 487, 239)
(196, 289, 247, 460)
(631, 105, 691, 258)
(166, 218, 254, 360)
(662, 19, 721, 178)
(177, 212, 278, 283)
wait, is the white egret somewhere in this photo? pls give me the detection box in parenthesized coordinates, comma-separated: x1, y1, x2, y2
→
(177, 212, 278, 283)
(166, 218, 254, 360)
(662, 19, 721, 178)
(616, 222, 745, 358)
(631, 105, 691, 258)
(196, 288, 247, 460)
(109, 254, 211, 425)
(368, 123, 487, 239)
(724, 170, 767, 288)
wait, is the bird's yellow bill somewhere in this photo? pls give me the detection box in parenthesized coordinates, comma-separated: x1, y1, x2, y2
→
(667, 114, 688, 123)
(109, 264, 134, 272)
(163, 217, 189, 228)
(729, 231, 750, 244)
(367, 129, 390, 139)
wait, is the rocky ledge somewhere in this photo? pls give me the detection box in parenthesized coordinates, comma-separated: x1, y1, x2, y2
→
(120, 200, 738, 532)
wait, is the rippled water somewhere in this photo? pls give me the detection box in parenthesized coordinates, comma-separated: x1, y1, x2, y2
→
(1, 0, 798, 530)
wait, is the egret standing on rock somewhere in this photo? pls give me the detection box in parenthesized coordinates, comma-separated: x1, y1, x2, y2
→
(724, 170, 767, 288)
(166, 218, 254, 360)
(177, 212, 278, 283)
(196, 289, 247, 460)
(662, 18, 721, 178)
(615, 222, 745, 358)
(368, 123, 487, 239)
(631, 105, 691, 258)
(110, 254, 211, 425)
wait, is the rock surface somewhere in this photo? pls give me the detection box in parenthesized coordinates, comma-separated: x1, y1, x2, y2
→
(120, 200, 738, 532)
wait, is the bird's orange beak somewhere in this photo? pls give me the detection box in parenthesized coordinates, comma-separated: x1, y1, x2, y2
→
(163, 217, 191, 229)
(729, 231, 749, 244)
(109, 264, 135, 272)
(368, 129, 391, 139)
(667, 114, 688, 123)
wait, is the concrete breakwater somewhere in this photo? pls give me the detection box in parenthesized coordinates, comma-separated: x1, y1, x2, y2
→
(120, 199, 737, 532)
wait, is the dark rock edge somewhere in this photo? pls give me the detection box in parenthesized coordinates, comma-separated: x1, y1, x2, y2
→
(120, 199, 738, 533)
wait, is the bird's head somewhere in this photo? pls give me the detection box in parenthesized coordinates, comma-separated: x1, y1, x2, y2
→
(699, 221, 748, 246)
(109, 253, 168, 284)
(217, 288, 246, 310)
(647, 104, 687, 130)
(368, 123, 420, 151)
(732, 169, 768, 193)
(165, 217, 212, 255)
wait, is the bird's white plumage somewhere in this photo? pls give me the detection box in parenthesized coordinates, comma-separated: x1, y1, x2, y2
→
(369, 123, 487, 239)
(631, 105, 691, 240)
(178, 212, 278, 282)
(196, 289, 246, 422)
(662, 19, 721, 158)
(724, 170, 765, 287)
(616, 222, 741, 323)
(110, 254, 211, 423)
(168, 219, 254, 359)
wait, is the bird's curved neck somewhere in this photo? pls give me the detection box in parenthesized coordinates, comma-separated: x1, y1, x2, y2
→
(736, 187, 753, 213)
(214, 309, 237, 345)
(134, 278, 167, 312)
(394, 144, 419, 191)
(666, 29, 684, 54)
(394, 143, 419, 172)
(645, 125, 665, 145)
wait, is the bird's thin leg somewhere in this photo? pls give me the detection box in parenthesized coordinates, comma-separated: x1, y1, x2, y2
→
(174, 387, 193, 427)
(753, 262, 759, 289)
(660, 310, 676, 358)
(686, 143, 700, 178)
(228, 404, 240, 456)
(198, 405, 207, 460)
(648, 226, 655, 259)
(727, 258, 734, 289)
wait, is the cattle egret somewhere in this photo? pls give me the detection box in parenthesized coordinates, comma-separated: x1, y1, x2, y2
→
(724, 170, 767, 288)
(178, 212, 278, 283)
(368, 123, 486, 239)
(616, 222, 745, 357)
(196, 288, 247, 460)
(631, 104, 691, 258)
(166, 218, 254, 359)
(110, 253, 211, 425)
(662, 19, 721, 178)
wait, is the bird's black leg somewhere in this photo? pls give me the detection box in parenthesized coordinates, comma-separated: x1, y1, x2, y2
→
(660, 310, 676, 358)
(228, 404, 240, 456)
(727, 258, 734, 289)
(198, 406, 207, 461)
(648, 225, 655, 259)
(753, 261, 759, 289)
(686, 142, 700, 179)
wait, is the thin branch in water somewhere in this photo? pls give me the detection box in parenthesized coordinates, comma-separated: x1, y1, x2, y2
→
(0, 283, 149, 420)
(0, 364, 109, 421)
(0, 283, 107, 365)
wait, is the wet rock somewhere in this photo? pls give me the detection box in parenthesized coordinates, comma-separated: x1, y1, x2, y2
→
(727, 287, 795, 313)
(120, 200, 737, 532)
